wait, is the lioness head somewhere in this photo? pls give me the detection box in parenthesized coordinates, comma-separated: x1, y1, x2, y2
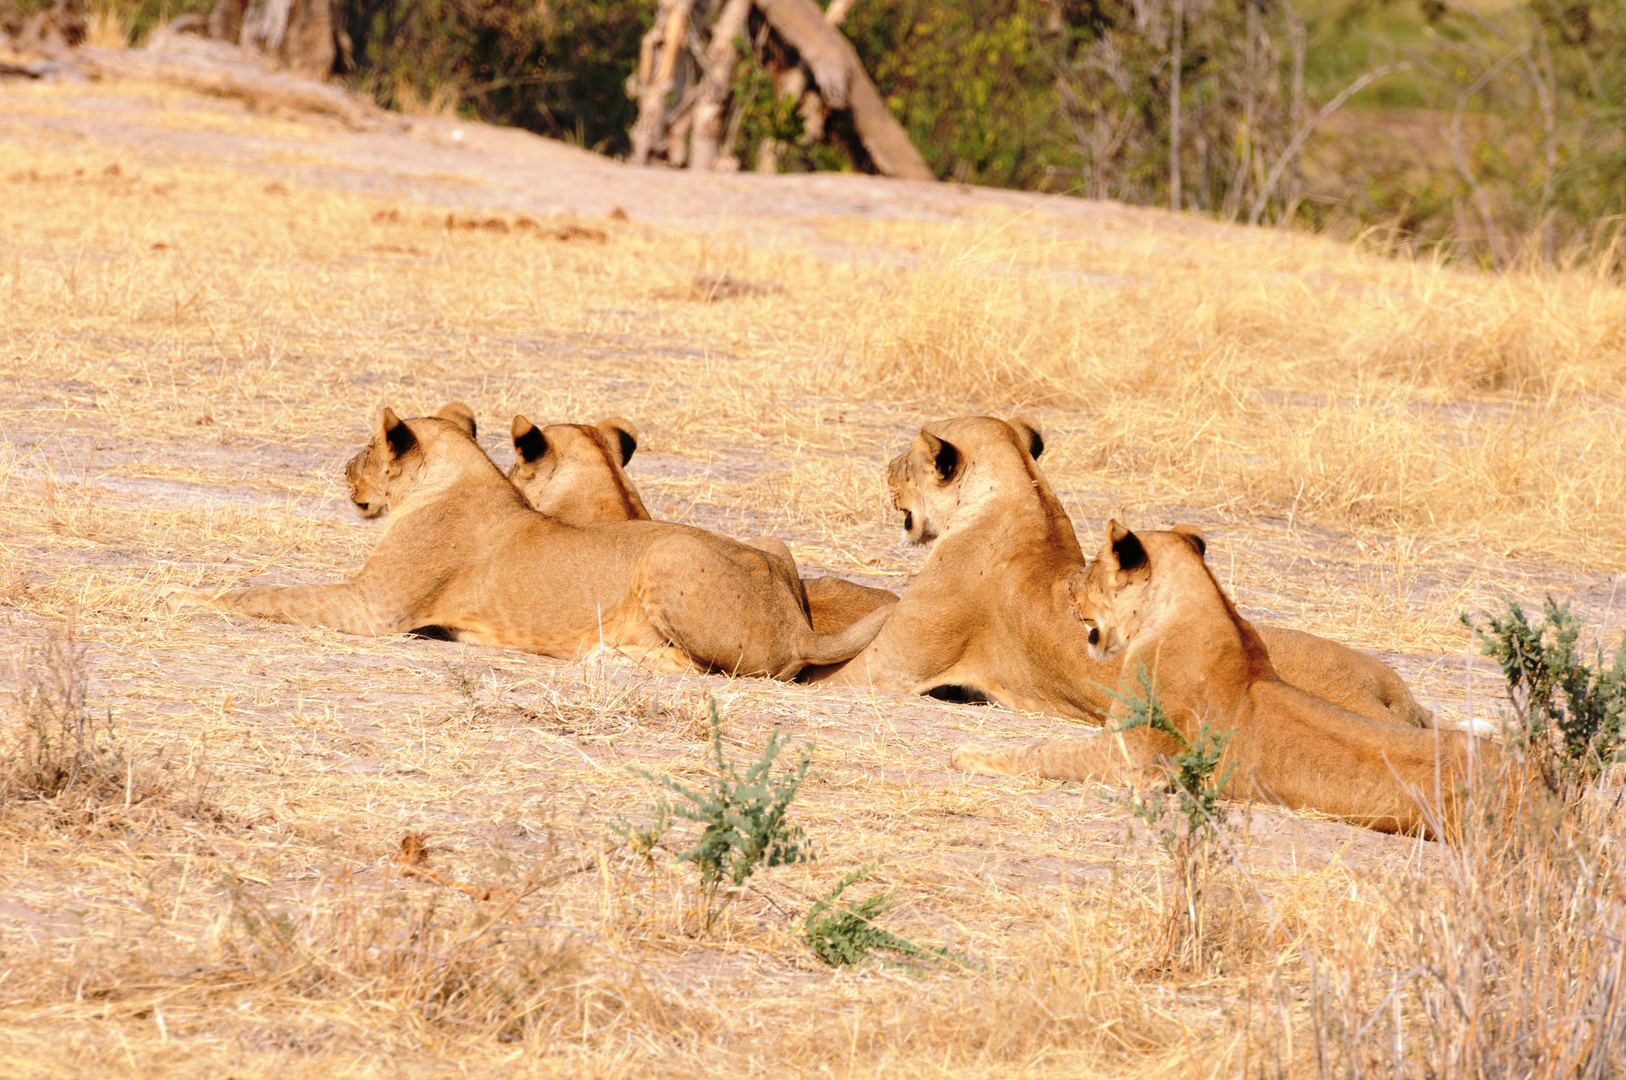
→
(888, 416, 1045, 544)
(507, 415, 651, 523)
(345, 402, 478, 518)
(1068, 520, 1206, 660)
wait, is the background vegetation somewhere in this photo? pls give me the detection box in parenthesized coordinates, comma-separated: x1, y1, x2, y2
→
(316, 0, 1626, 264)
(45, 0, 1624, 260)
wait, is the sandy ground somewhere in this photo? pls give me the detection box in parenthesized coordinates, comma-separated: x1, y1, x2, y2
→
(0, 75, 1621, 1077)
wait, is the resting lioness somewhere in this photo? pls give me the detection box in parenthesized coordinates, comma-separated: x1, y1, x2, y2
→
(951, 522, 1479, 836)
(172, 407, 890, 678)
(505, 413, 899, 637)
(509, 415, 651, 523)
(810, 416, 1436, 730)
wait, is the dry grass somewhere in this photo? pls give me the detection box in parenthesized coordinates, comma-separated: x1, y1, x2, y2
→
(1, 80, 1625, 1076)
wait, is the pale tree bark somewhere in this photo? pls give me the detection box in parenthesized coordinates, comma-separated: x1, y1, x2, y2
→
(629, 0, 929, 181)
(1168, 0, 1182, 211)
(209, 0, 333, 79)
(688, 0, 752, 172)
(630, 0, 695, 166)
(824, 0, 859, 26)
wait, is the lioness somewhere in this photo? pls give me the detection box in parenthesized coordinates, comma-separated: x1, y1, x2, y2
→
(505, 413, 899, 637)
(173, 407, 890, 678)
(508, 414, 651, 523)
(951, 522, 1479, 836)
(811, 416, 1435, 730)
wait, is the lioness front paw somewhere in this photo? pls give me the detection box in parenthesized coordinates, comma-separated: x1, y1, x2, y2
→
(580, 643, 701, 675)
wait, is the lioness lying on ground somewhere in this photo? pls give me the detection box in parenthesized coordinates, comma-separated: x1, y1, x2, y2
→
(809, 416, 1436, 729)
(505, 412, 899, 636)
(172, 407, 890, 678)
(951, 522, 1480, 836)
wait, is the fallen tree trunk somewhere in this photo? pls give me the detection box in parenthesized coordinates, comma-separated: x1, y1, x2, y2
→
(754, 0, 931, 180)
(626, 0, 932, 181)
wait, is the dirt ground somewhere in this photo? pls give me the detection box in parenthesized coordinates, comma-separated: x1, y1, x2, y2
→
(1, 77, 1623, 1078)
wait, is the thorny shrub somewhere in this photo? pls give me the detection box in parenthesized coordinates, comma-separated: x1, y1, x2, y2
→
(1304, 600, 1626, 1076)
(1463, 595, 1626, 797)
(1112, 661, 1235, 971)
(803, 859, 965, 971)
(612, 698, 813, 930)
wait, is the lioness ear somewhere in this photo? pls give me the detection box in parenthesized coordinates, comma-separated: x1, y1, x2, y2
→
(434, 402, 477, 440)
(1106, 519, 1148, 574)
(511, 415, 549, 464)
(597, 417, 638, 466)
(1009, 417, 1045, 461)
(380, 407, 416, 459)
(1171, 524, 1207, 558)
(921, 431, 961, 483)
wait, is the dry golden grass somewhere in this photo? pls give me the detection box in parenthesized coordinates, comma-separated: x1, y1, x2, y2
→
(1, 80, 1624, 1076)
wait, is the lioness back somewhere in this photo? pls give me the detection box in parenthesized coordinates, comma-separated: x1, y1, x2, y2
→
(176, 407, 891, 680)
(504, 411, 899, 635)
(953, 520, 1477, 837)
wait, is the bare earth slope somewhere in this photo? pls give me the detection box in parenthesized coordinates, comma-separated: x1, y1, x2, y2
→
(0, 78, 1623, 1078)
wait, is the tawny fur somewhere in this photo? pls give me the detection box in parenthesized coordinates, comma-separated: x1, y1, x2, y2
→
(809, 415, 1434, 730)
(952, 522, 1483, 837)
(173, 407, 890, 679)
(503, 412, 899, 636)
(508, 415, 652, 524)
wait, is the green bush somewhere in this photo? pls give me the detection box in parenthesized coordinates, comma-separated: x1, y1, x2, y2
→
(1112, 661, 1235, 968)
(1464, 597, 1626, 796)
(336, 0, 652, 153)
(803, 859, 964, 970)
(612, 699, 813, 927)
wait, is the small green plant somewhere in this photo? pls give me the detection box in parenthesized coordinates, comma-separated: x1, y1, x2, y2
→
(803, 860, 964, 971)
(613, 699, 812, 928)
(1463, 596, 1626, 796)
(1110, 661, 1235, 968)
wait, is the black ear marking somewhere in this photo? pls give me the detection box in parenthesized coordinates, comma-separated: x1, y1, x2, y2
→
(511, 415, 548, 464)
(1010, 418, 1045, 461)
(1107, 519, 1147, 573)
(922, 432, 961, 482)
(381, 408, 417, 459)
(600, 419, 638, 466)
(1172, 525, 1207, 557)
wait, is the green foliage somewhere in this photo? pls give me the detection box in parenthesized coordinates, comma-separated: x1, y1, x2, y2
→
(336, 0, 652, 153)
(803, 859, 963, 970)
(1463, 597, 1626, 794)
(729, 39, 807, 171)
(614, 699, 812, 926)
(843, 0, 1066, 187)
(1111, 661, 1235, 846)
(1110, 661, 1235, 968)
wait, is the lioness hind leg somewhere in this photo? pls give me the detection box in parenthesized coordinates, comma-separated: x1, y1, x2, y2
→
(630, 535, 809, 678)
(1260, 626, 1435, 729)
(167, 581, 413, 638)
(742, 536, 811, 617)
(950, 735, 1149, 786)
